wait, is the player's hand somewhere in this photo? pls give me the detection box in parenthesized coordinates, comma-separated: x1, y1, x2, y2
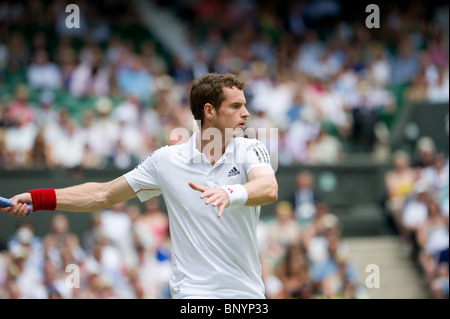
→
(1, 193, 33, 217)
(188, 182, 230, 218)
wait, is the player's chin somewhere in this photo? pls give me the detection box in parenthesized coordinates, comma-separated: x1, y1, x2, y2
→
(236, 126, 246, 134)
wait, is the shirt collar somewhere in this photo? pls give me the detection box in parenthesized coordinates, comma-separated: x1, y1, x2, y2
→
(188, 130, 236, 162)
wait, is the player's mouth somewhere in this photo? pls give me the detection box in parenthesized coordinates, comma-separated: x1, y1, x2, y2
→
(238, 122, 246, 129)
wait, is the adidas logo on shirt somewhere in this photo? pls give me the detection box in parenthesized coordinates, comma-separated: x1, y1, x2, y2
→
(227, 167, 240, 177)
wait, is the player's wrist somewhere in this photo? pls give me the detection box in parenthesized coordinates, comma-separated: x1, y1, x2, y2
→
(27, 188, 57, 212)
(220, 184, 248, 207)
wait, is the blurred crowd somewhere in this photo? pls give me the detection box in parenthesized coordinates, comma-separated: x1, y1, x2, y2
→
(383, 137, 449, 299)
(1, 156, 448, 299)
(0, 197, 173, 299)
(0, 0, 448, 170)
(0, 171, 371, 299)
(258, 170, 368, 299)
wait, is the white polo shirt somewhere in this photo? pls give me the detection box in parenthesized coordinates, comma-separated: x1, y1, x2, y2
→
(123, 131, 274, 299)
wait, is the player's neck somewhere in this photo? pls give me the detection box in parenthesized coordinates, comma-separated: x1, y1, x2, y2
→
(197, 128, 227, 165)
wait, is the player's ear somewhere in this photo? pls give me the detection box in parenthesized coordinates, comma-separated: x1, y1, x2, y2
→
(204, 103, 215, 120)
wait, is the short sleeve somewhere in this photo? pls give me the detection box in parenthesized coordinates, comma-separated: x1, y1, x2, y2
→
(243, 139, 274, 175)
(123, 150, 162, 202)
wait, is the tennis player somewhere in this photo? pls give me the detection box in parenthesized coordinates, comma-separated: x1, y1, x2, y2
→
(2, 73, 278, 299)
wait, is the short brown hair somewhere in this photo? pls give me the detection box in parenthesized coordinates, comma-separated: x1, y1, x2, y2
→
(190, 73, 245, 125)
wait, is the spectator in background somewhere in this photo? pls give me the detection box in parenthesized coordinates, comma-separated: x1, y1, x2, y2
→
(100, 202, 135, 269)
(6, 84, 34, 125)
(348, 78, 396, 152)
(426, 67, 449, 103)
(112, 138, 134, 170)
(26, 49, 62, 90)
(6, 243, 47, 298)
(288, 170, 322, 226)
(34, 91, 59, 130)
(400, 179, 430, 257)
(301, 202, 335, 249)
(88, 97, 119, 163)
(6, 32, 28, 73)
(413, 136, 436, 169)
(111, 94, 141, 127)
(286, 87, 307, 124)
(169, 54, 192, 84)
(4, 111, 37, 168)
(126, 205, 155, 255)
(58, 47, 77, 91)
(420, 152, 449, 194)
(261, 201, 301, 275)
(276, 242, 312, 299)
(82, 239, 124, 297)
(314, 79, 350, 139)
(137, 198, 169, 251)
(43, 214, 85, 271)
(81, 212, 105, 255)
(78, 110, 107, 169)
(384, 150, 418, 234)
(190, 48, 210, 80)
(26, 128, 51, 169)
(430, 262, 449, 299)
(69, 45, 110, 98)
(404, 72, 428, 103)
(42, 107, 70, 146)
(315, 232, 360, 299)
(7, 221, 43, 271)
(305, 214, 342, 296)
(133, 239, 171, 299)
(306, 125, 344, 165)
(116, 118, 143, 164)
(248, 73, 294, 129)
(49, 119, 84, 169)
(427, 32, 449, 68)
(284, 106, 321, 163)
(390, 39, 419, 85)
(416, 197, 449, 287)
(0, 128, 14, 169)
(116, 54, 155, 103)
(4, 221, 46, 298)
(151, 77, 189, 145)
(368, 46, 392, 87)
(43, 259, 72, 299)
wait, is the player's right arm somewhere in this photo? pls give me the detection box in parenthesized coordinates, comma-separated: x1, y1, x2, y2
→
(2, 176, 136, 217)
(56, 176, 136, 212)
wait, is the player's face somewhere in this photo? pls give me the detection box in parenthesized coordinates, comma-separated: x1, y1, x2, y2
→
(214, 86, 249, 135)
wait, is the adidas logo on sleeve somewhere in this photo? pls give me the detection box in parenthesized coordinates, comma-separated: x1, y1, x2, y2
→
(227, 167, 241, 177)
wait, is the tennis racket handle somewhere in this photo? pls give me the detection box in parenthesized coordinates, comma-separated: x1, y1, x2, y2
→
(0, 196, 32, 215)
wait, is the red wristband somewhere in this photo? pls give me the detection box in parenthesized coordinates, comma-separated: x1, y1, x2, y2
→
(27, 189, 57, 212)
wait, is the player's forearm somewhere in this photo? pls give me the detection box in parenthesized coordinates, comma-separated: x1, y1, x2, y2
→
(55, 177, 136, 212)
(55, 182, 112, 212)
(243, 177, 278, 206)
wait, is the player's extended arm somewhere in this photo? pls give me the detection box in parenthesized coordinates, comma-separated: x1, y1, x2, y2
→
(3, 176, 136, 217)
(55, 176, 136, 212)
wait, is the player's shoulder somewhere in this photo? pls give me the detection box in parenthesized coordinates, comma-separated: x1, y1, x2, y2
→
(133, 143, 186, 170)
(235, 136, 267, 150)
(140, 144, 172, 162)
(150, 143, 186, 157)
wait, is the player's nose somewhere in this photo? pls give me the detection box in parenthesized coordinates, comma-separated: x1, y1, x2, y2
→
(241, 106, 250, 118)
